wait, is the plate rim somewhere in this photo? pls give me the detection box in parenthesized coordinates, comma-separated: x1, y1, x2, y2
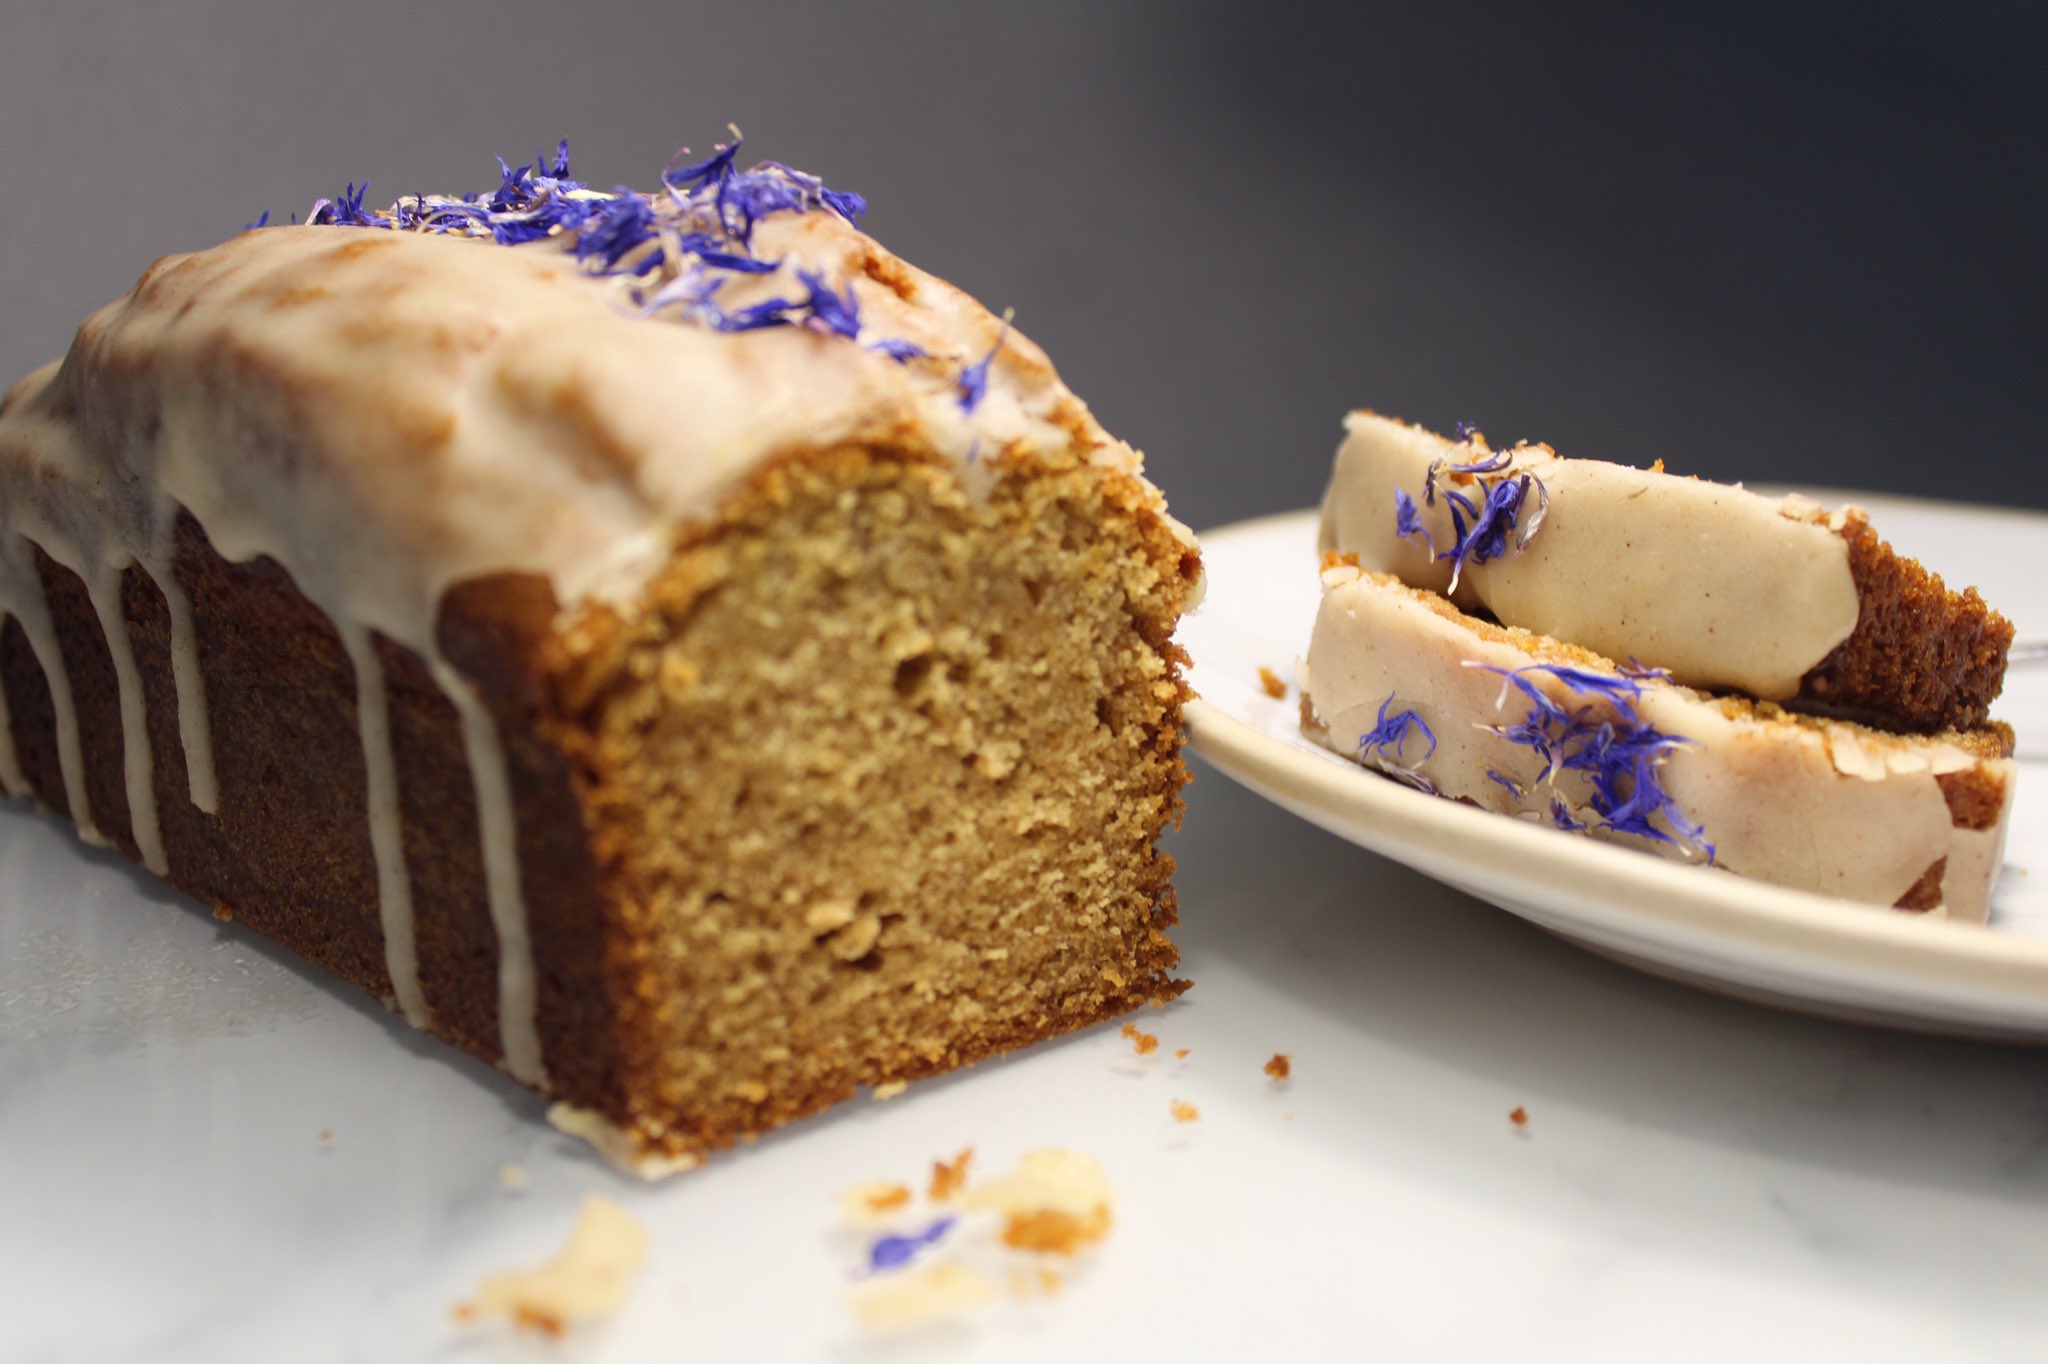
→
(1181, 502, 2048, 1025)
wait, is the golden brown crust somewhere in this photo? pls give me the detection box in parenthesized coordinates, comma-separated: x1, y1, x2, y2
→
(1799, 512, 2014, 733)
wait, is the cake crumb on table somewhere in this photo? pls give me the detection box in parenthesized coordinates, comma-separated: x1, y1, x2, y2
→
(1264, 1053, 1292, 1081)
(999, 1207, 1113, 1254)
(967, 1149, 1116, 1255)
(871, 1080, 909, 1101)
(929, 1148, 975, 1202)
(1119, 1021, 1159, 1056)
(1510, 1106, 1529, 1128)
(317, 1129, 333, 1144)
(499, 1162, 529, 1189)
(849, 1263, 999, 1327)
(1170, 1099, 1200, 1123)
(847, 1147, 1116, 1328)
(1174, 1048, 1190, 1060)
(1257, 666, 1288, 699)
(840, 1179, 918, 1224)
(454, 1196, 648, 1336)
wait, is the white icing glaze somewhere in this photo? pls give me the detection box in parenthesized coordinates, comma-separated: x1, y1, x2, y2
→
(143, 514, 219, 813)
(433, 660, 543, 1084)
(1318, 412, 1863, 699)
(84, 567, 168, 875)
(0, 532, 103, 844)
(341, 624, 429, 1030)
(0, 206, 1188, 1098)
(1302, 565, 2015, 921)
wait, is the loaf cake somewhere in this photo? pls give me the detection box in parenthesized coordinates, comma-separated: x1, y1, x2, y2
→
(1301, 562, 2016, 919)
(0, 140, 1201, 1171)
(1320, 412, 2013, 732)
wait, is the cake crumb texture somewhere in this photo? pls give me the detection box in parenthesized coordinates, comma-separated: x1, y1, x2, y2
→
(551, 445, 1196, 1163)
(1799, 512, 2014, 732)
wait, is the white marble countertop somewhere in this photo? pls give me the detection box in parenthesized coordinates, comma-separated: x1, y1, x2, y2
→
(6, 758, 2048, 1363)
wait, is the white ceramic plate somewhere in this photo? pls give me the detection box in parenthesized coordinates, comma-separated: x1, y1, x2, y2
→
(1181, 496, 2048, 1040)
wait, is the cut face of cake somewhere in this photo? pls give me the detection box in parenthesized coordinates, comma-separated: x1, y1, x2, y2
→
(1301, 564, 2016, 920)
(0, 143, 1201, 1171)
(1320, 412, 2013, 733)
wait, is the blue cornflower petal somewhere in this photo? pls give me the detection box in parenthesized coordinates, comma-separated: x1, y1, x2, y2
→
(870, 337, 927, 363)
(957, 311, 1014, 414)
(865, 1217, 958, 1274)
(798, 268, 861, 339)
(1463, 659, 1709, 860)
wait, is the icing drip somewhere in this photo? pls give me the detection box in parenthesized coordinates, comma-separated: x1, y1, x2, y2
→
(145, 519, 219, 814)
(84, 568, 168, 875)
(433, 661, 545, 1085)
(343, 625, 430, 1029)
(0, 538, 104, 845)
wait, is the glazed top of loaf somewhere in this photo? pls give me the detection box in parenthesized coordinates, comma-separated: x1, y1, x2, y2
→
(0, 199, 1185, 653)
(1318, 411, 1862, 700)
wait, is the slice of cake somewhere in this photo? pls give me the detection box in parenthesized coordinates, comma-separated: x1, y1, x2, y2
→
(1320, 411, 2013, 732)
(1301, 562, 2016, 919)
(0, 140, 1201, 1171)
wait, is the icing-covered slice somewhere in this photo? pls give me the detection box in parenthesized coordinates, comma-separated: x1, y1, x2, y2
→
(1301, 563, 2015, 922)
(1319, 412, 2012, 732)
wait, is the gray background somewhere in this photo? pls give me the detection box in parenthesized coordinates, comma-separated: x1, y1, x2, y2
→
(5, 2, 2044, 531)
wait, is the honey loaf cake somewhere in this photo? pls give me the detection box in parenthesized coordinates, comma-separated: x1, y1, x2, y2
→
(1319, 412, 2013, 733)
(0, 141, 1201, 1172)
(1301, 563, 2016, 919)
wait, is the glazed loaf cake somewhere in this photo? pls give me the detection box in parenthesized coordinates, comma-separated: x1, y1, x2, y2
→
(1302, 563, 2016, 920)
(0, 145, 1201, 1171)
(1320, 412, 2013, 732)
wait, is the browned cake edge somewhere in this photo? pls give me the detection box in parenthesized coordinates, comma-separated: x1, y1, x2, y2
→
(1798, 510, 2015, 733)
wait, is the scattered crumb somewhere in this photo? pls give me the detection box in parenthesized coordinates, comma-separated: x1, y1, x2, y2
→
(872, 1080, 909, 1101)
(1510, 1106, 1529, 1128)
(455, 1196, 648, 1336)
(966, 1149, 1116, 1256)
(849, 1262, 998, 1328)
(499, 1162, 529, 1190)
(317, 1129, 333, 1144)
(1000, 1206, 1113, 1254)
(1264, 1053, 1292, 1081)
(1120, 1021, 1159, 1056)
(929, 1147, 974, 1203)
(1170, 1100, 1201, 1124)
(1174, 1048, 1190, 1060)
(212, 905, 234, 922)
(1257, 665, 1288, 699)
(841, 1180, 914, 1221)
